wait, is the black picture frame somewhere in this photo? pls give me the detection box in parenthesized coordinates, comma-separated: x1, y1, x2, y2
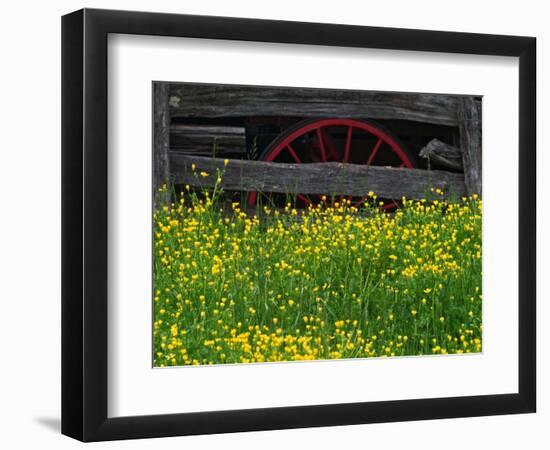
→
(61, 8, 536, 442)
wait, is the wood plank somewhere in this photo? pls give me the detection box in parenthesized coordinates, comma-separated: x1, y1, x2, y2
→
(167, 83, 462, 126)
(170, 124, 246, 157)
(153, 82, 171, 206)
(457, 97, 482, 195)
(170, 154, 466, 200)
(419, 138, 463, 171)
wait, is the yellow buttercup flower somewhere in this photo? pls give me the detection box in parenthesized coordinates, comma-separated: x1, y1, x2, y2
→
(153, 187, 482, 366)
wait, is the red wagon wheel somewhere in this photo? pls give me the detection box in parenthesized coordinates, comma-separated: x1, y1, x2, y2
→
(247, 118, 416, 209)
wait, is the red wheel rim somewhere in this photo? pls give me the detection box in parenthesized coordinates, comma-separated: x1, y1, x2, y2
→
(248, 118, 414, 209)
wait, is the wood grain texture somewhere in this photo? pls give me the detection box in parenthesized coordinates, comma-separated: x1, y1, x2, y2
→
(153, 82, 171, 205)
(457, 97, 482, 195)
(419, 138, 463, 171)
(167, 84, 463, 126)
(170, 124, 246, 157)
(170, 154, 466, 200)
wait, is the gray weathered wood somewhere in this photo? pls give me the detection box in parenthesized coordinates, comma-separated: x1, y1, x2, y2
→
(170, 154, 466, 200)
(170, 124, 246, 157)
(457, 97, 482, 196)
(168, 84, 463, 126)
(419, 138, 463, 171)
(153, 82, 171, 206)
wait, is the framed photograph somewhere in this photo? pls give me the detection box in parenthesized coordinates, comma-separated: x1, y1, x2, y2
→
(61, 8, 536, 442)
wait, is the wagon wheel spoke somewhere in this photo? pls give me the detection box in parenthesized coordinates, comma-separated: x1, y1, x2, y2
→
(297, 194, 311, 206)
(344, 127, 361, 206)
(285, 143, 302, 163)
(353, 195, 369, 207)
(315, 128, 327, 162)
(321, 128, 347, 208)
(381, 200, 400, 210)
(351, 138, 383, 207)
(248, 192, 258, 206)
(320, 128, 340, 161)
(343, 127, 353, 163)
(366, 138, 383, 166)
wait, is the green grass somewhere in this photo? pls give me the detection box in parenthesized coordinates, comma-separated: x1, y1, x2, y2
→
(153, 184, 482, 367)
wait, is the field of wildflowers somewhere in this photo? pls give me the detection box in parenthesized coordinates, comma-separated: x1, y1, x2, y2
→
(153, 172, 482, 367)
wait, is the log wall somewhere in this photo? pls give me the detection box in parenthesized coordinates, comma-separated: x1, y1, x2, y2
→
(153, 82, 482, 200)
(170, 124, 246, 158)
(168, 84, 461, 126)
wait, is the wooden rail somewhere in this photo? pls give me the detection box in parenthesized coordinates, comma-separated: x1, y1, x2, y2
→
(420, 138, 463, 171)
(170, 154, 467, 200)
(168, 84, 463, 126)
(170, 124, 246, 158)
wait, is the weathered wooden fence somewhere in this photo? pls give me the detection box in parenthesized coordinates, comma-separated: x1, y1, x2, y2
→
(153, 82, 481, 206)
(171, 154, 466, 200)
